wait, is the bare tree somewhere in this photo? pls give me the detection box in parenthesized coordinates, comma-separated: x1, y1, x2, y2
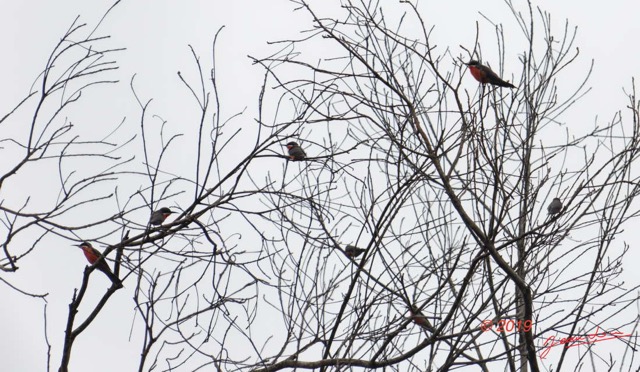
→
(248, 1, 640, 371)
(4, 1, 640, 371)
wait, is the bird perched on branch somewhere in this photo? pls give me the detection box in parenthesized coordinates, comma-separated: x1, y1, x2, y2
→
(150, 207, 173, 226)
(466, 60, 516, 88)
(285, 142, 306, 161)
(76, 241, 123, 288)
(409, 305, 434, 331)
(547, 197, 563, 215)
(344, 244, 366, 259)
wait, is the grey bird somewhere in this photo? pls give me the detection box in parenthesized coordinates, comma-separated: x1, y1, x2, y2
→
(150, 207, 173, 226)
(285, 142, 306, 161)
(344, 244, 366, 259)
(547, 198, 563, 215)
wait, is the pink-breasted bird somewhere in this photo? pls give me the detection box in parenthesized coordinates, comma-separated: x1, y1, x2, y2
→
(76, 241, 123, 288)
(466, 60, 515, 88)
(150, 207, 173, 226)
(409, 305, 434, 331)
(285, 142, 306, 161)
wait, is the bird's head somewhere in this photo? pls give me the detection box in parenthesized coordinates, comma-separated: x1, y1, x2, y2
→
(159, 207, 173, 215)
(76, 241, 92, 249)
(285, 141, 299, 149)
(466, 60, 480, 66)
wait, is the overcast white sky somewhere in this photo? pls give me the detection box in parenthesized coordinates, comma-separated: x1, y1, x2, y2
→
(1, 1, 640, 371)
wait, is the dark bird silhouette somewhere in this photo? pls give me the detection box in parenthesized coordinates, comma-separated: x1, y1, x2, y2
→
(344, 244, 366, 259)
(547, 197, 563, 215)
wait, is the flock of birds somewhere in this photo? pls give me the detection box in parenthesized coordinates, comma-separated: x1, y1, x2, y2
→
(75, 60, 564, 287)
(282, 60, 563, 259)
(74, 207, 174, 288)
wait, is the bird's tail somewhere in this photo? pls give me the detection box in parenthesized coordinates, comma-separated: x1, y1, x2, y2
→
(497, 80, 516, 88)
